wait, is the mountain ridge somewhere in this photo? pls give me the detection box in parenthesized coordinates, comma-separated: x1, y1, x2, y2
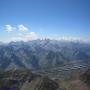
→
(0, 39, 90, 71)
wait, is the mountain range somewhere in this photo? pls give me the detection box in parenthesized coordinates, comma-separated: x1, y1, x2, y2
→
(0, 39, 90, 71)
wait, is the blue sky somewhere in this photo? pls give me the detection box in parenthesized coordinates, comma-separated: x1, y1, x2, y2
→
(0, 0, 90, 42)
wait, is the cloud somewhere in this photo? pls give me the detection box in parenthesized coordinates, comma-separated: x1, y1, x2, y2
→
(5, 25, 13, 32)
(56, 36, 81, 41)
(18, 24, 28, 32)
(25, 32, 38, 39)
(3, 24, 39, 42)
(11, 32, 38, 42)
(41, 35, 82, 41)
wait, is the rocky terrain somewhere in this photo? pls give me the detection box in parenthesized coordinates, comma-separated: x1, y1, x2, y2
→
(0, 68, 90, 90)
(0, 70, 59, 90)
(0, 40, 90, 90)
(0, 39, 90, 70)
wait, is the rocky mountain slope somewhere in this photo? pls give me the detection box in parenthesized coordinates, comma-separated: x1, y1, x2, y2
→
(0, 39, 90, 70)
(0, 68, 90, 90)
(0, 70, 59, 90)
(0, 39, 90, 90)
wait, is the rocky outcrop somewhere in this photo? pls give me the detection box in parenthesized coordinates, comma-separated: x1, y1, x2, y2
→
(21, 77, 59, 90)
(0, 70, 59, 90)
(81, 68, 90, 86)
